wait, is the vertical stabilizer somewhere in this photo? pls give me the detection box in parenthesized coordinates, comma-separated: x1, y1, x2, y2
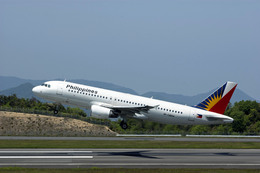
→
(194, 81, 237, 114)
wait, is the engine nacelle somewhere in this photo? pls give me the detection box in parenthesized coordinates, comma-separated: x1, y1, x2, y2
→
(133, 113, 148, 120)
(90, 105, 117, 119)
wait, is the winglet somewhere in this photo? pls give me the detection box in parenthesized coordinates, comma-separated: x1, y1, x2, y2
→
(194, 81, 237, 114)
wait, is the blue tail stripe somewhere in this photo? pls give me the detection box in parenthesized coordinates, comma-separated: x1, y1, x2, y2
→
(194, 82, 227, 110)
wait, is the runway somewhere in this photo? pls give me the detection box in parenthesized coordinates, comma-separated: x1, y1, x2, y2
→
(1, 149, 260, 168)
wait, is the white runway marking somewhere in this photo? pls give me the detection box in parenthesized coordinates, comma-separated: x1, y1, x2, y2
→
(0, 150, 93, 159)
(0, 156, 93, 159)
(0, 150, 92, 153)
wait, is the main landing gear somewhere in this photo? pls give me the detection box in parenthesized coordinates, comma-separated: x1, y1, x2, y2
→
(120, 120, 128, 130)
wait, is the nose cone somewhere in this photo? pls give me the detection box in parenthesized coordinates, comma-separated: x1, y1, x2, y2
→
(32, 86, 41, 96)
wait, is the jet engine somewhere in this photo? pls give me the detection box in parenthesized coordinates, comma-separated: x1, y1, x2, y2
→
(90, 105, 118, 119)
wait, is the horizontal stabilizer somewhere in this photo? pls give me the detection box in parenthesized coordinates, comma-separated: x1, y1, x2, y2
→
(205, 114, 234, 123)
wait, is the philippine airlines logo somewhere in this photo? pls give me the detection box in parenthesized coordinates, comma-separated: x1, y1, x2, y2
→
(66, 84, 98, 94)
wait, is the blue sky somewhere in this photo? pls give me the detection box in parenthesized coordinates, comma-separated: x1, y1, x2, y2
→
(1, 0, 259, 99)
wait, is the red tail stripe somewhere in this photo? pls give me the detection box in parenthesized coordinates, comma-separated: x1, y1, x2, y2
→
(209, 84, 237, 114)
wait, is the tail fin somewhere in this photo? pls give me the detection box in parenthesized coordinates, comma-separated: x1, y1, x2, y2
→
(194, 81, 237, 114)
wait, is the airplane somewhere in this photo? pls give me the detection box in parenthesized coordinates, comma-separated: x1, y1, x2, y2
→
(32, 80, 237, 129)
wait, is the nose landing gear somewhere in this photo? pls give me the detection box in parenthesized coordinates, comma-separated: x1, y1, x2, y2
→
(53, 103, 60, 114)
(54, 109, 59, 114)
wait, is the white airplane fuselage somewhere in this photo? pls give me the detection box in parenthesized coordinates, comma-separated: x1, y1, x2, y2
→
(32, 81, 234, 126)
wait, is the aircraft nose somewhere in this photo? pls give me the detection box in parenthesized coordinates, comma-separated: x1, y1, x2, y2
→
(32, 86, 41, 95)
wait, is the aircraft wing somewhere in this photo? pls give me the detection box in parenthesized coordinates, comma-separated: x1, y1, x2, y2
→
(101, 104, 159, 117)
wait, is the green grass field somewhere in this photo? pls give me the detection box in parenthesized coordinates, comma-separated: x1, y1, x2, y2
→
(0, 140, 259, 149)
(0, 168, 260, 173)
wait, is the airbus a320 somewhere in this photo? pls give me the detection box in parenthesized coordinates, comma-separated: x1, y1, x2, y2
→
(32, 81, 237, 129)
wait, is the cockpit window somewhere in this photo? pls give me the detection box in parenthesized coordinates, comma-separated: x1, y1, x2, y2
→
(41, 83, 51, 88)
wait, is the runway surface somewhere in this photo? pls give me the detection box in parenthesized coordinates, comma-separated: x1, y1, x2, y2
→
(0, 149, 260, 168)
(1, 136, 260, 142)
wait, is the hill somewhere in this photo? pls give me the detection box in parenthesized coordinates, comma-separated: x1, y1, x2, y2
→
(0, 111, 117, 136)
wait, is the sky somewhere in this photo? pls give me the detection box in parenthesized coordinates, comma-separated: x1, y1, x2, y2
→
(0, 0, 259, 99)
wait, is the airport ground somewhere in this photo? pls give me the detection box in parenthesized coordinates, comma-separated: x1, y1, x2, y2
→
(0, 136, 260, 172)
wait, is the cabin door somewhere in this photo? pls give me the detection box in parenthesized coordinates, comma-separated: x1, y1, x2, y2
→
(56, 84, 63, 95)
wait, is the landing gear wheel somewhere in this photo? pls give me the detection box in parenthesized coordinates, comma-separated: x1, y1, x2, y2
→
(53, 103, 60, 114)
(120, 120, 128, 130)
(54, 110, 58, 114)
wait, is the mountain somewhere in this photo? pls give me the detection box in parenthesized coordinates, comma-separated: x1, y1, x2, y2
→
(0, 76, 258, 104)
(0, 76, 42, 91)
(0, 83, 35, 99)
(142, 88, 257, 106)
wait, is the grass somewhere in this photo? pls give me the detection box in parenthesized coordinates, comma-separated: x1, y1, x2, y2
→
(0, 168, 260, 173)
(0, 140, 259, 149)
